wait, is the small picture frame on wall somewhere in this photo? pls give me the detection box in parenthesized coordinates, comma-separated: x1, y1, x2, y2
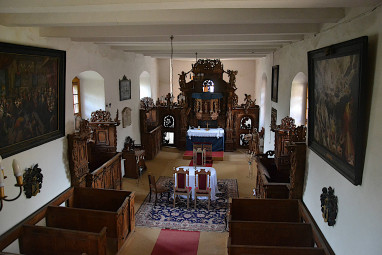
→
(119, 75, 131, 101)
(271, 65, 279, 102)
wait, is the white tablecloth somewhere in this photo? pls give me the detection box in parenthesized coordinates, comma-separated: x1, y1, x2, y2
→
(187, 128, 224, 139)
(175, 166, 218, 200)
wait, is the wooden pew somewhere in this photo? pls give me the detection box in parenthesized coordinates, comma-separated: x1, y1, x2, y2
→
(229, 221, 314, 247)
(227, 198, 335, 255)
(0, 187, 135, 254)
(19, 225, 107, 255)
(227, 244, 325, 255)
(230, 198, 300, 222)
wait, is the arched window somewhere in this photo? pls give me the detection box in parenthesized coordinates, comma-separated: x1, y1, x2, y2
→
(140, 71, 151, 99)
(202, 79, 214, 92)
(240, 116, 252, 129)
(290, 72, 308, 126)
(72, 77, 81, 117)
(76, 71, 105, 120)
(163, 115, 175, 128)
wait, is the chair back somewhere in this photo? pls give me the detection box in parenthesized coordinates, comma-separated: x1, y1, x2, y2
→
(195, 169, 211, 191)
(193, 148, 205, 166)
(174, 168, 189, 190)
(148, 175, 157, 192)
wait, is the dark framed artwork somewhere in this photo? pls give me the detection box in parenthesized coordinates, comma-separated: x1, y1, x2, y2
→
(0, 42, 66, 158)
(308, 36, 368, 185)
(271, 107, 277, 131)
(119, 75, 131, 101)
(271, 65, 279, 102)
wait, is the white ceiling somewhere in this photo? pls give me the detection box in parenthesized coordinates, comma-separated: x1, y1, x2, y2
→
(0, 0, 380, 59)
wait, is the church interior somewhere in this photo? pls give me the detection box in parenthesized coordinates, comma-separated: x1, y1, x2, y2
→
(1, 1, 382, 254)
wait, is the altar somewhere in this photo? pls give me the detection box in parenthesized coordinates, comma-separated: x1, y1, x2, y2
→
(186, 128, 225, 151)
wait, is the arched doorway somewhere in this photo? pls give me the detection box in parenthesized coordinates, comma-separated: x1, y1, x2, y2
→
(140, 71, 151, 99)
(74, 71, 105, 120)
(289, 72, 308, 126)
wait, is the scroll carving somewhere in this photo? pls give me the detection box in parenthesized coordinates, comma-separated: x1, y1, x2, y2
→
(90, 109, 112, 122)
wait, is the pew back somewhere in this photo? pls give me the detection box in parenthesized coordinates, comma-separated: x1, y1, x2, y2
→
(19, 225, 107, 255)
(229, 221, 314, 247)
(230, 199, 300, 222)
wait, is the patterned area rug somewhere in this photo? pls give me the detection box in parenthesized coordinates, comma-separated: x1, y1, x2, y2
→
(135, 177, 239, 232)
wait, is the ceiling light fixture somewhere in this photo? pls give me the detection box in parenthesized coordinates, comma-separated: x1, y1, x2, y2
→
(170, 35, 174, 95)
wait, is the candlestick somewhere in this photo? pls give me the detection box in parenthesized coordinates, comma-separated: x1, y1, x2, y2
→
(12, 159, 22, 177)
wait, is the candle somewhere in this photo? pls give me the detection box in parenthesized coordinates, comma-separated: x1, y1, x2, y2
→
(0, 170, 4, 185)
(12, 159, 22, 177)
(0, 155, 2, 170)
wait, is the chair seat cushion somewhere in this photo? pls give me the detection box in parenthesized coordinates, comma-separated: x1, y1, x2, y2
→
(175, 186, 192, 193)
(195, 187, 211, 194)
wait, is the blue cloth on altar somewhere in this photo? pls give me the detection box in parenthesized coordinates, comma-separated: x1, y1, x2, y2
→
(191, 92, 223, 100)
(186, 136, 224, 151)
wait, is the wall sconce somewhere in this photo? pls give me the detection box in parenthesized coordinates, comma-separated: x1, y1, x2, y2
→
(0, 156, 24, 211)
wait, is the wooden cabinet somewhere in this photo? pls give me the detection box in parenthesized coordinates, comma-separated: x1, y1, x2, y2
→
(255, 116, 307, 199)
(122, 149, 146, 179)
(67, 110, 122, 190)
(255, 154, 289, 199)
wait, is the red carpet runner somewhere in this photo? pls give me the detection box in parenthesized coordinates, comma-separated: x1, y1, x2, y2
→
(151, 229, 200, 255)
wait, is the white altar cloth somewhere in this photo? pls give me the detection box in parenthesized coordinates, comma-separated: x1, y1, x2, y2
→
(187, 128, 224, 139)
(175, 166, 218, 200)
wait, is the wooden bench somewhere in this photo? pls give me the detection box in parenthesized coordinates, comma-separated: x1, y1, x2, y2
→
(227, 244, 325, 255)
(230, 221, 314, 247)
(228, 198, 334, 255)
(0, 187, 135, 254)
(19, 225, 107, 255)
(230, 198, 300, 222)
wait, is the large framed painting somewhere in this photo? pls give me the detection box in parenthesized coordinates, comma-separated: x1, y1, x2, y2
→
(271, 65, 279, 102)
(307, 36, 368, 185)
(0, 42, 66, 158)
(119, 75, 131, 101)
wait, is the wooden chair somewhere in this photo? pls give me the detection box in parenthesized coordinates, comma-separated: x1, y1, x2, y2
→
(193, 147, 205, 166)
(203, 144, 213, 165)
(173, 168, 192, 209)
(148, 175, 170, 206)
(194, 169, 211, 210)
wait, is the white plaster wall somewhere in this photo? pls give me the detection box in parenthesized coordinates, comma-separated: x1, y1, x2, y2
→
(221, 59, 257, 104)
(157, 58, 171, 98)
(257, 6, 382, 255)
(0, 25, 158, 241)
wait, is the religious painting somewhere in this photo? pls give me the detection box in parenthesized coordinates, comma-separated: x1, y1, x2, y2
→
(119, 75, 131, 100)
(308, 36, 368, 185)
(0, 42, 66, 158)
(271, 65, 279, 102)
(271, 107, 277, 131)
